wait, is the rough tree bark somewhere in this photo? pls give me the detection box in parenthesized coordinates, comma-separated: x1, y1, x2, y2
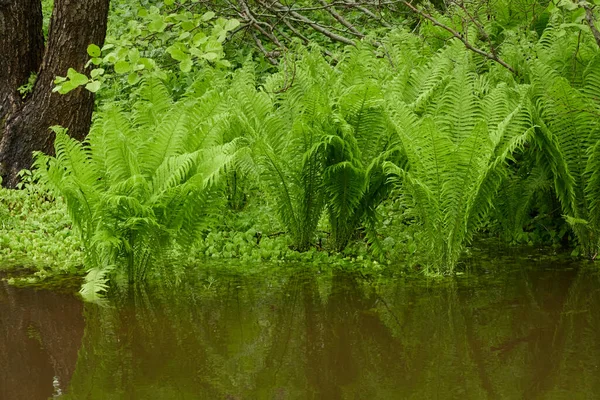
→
(0, 0, 110, 187)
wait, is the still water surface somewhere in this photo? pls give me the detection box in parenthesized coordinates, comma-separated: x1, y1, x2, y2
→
(2, 250, 600, 399)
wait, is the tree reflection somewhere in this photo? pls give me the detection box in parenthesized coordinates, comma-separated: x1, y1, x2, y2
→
(0, 279, 84, 400)
(38, 261, 600, 399)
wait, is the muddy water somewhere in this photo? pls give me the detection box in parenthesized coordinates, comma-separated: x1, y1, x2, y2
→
(0, 277, 84, 399)
(2, 253, 600, 399)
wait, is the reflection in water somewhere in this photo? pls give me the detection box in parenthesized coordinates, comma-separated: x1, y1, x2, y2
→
(0, 279, 84, 400)
(4, 256, 600, 399)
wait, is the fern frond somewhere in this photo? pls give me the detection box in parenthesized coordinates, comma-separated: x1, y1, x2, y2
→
(139, 106, 189, 177)
(133, 76, 173, 128)
(79, 265, 114, 304)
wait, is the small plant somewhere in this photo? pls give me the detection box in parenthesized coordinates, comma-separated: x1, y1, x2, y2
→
(17, 73, 37, 98)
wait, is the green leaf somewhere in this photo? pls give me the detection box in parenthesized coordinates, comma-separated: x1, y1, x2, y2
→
(58, 81, 78, 94)
(168, 46, 187, 61)
(181, 21, 195, 31)
(114, 60, 131, 74)
(201, 11, 215, 21)
(193, 32, 208, 46)
(148, 15, 167, 32)
(224, 19, 240, 31)
(558, 0, 578, 10)
(85, 80, 102, 93)
(164, 0, 174, 5)
(67, 68, 89, 87)
(202, 52, 218, 61)
(138, 58, 155, 70)
(103, 52, 118, 63)
(564, 215, 589, 225)
(128, 48, 141, 64)
(117, 47, 129, 59)
(189, 47, 203, 57)
(87, 44, 101, 57)
(216, 32, 227, 43)
(127, 72, 140, 85)
(90, 68, 105, 78)
(571, 247, 580, 257)
(204, 38, 222, 53)
(561, 23, 589, 31)
(572, 7, 586, 22)
(180, 58, 193, 72)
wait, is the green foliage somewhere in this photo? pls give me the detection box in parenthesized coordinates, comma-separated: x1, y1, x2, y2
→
(384, 45, 534, 273)
(34, 78, 240, 299)
(53, 3, 240, 96)
(17, 73, 37, 98)
(42, 0, 53, 38)
(490, 162, 571, 246)
(248, 52, 330, 252)
(11, 2, 600, 292)
(524, 18, 600, 257)
(53, 68, 97, 94)
(321, 51, 399, 253)
(228, 47, 398, 252)
(0, 172, 83, 273)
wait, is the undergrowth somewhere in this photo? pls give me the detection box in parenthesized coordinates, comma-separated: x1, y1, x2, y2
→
(0, 172, 83, 274)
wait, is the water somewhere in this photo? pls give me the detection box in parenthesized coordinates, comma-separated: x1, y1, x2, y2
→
(2, 251, 600, 399)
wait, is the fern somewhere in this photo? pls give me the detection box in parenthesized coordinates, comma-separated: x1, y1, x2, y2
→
(385, 48, 534, 273)
(233, 48, 399, 252)
(528, 39, 600, 256)
(34, 78, 238, 299)
(79, 265, 114, 304)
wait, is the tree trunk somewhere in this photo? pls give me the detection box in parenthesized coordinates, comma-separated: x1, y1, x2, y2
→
(0, 0, 110, 187)
(0, 0, 44, 124)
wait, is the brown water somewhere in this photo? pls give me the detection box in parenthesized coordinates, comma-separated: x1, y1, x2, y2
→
(2, 252, 600, 399)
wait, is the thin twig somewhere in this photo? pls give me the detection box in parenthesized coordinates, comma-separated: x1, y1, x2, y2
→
(400, 1, 516, 73)
(318, 0, 365, 37)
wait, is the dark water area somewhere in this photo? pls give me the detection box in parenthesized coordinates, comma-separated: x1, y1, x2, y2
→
(0, 275, 84, 400)
(2, 250, 600, 399)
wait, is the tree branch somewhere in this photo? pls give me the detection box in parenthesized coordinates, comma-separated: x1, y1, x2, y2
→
(400, 1, 516, 73)
(269, 0, 356, 45)
(345, 1, 392, 27)
(318, 0, 364, 37)
(583, 4, 600, 48)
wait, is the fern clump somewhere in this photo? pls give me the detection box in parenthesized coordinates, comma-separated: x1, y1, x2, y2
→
(232, 47, 399, 252)
(384, 46, 534, 274)
(25, 17, 600, 284)
(34, 78, 237, 299)
(525, 20, 600, 257)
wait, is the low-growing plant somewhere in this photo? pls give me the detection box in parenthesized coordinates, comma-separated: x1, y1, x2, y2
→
(0, 172, 83, 272)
